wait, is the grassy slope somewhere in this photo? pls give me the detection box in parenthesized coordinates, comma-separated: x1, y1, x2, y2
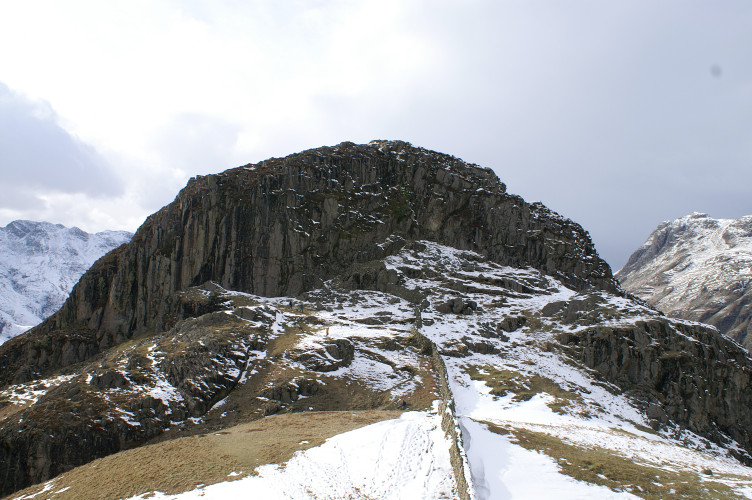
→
(6, 410, 403, 500)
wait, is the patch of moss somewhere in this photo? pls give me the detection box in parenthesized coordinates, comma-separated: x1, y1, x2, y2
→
(486, 423, 745, 499)
(465, 366, 581, 414)
(382, 184, 413, 220)
(519, 310, 557, 333)
(659, 350, 691, 362)
(224, 294, 261, 309)
(632, 423, 660, 436)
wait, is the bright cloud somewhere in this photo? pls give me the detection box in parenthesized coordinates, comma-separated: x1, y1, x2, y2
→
(0, 0, 750, 268)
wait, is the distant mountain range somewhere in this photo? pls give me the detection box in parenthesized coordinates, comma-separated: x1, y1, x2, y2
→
(616, 212, 752, 349)
(0, 220, 132, 344)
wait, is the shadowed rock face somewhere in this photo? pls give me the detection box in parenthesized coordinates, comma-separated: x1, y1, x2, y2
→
(559, 319, 752, 456)
(0, 140, 616, 386)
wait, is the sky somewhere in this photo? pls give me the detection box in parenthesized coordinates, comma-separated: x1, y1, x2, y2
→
(0, 1, 750, 271)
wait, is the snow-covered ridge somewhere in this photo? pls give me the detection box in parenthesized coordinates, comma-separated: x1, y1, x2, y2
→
(0, 220, 132, 344)
(616, 212, 752, 347)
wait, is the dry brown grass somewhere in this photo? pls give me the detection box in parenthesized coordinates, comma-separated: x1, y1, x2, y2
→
(6, 302, 442, 500)
(6, 410, 402, 500)
(0, 399, 26, 423)
(465, 365, 581, 414)
(485, 422, 745, 499)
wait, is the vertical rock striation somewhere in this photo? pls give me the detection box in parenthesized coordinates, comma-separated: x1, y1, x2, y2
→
(559, 319, 752, 460)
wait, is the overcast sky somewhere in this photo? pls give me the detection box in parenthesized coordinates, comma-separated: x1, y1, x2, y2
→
(1, 1, 750, 271)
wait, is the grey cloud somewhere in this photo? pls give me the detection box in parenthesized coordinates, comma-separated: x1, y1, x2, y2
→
(296, 1, 752, 271)
(153, 112, 241, 178)
(5, 2, 751, 272)
(0, 184, 43, 211)
(0, 82, 123, 208)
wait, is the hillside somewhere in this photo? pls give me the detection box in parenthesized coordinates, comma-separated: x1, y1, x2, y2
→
(0, 221, 132, 344)
(2, 142, 752, 499)
(616, 213, 752, 349)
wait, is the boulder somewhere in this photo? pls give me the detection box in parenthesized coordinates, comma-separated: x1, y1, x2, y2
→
(436, 298, 478, 315)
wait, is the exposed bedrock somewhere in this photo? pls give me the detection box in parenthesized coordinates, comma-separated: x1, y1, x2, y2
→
(559, 319, 752, 461)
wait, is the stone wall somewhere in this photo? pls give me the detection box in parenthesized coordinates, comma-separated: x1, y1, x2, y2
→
(410, 309, 476, 500)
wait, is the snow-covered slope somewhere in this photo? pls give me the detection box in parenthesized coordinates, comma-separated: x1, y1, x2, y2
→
(615, 213, 752, 349)
(129, 410, 457, 500)
(0, 220, 132, 344)
(8, 241, 752, 499)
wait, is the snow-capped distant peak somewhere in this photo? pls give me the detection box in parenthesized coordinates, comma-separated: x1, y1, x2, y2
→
(0, 220, 133, 344)
(616, 213, 752, 348)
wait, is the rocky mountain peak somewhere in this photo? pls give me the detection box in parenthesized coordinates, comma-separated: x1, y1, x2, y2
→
(0, 220, 132, 344)
(0, 141, 616, 385)
(616, 213, 752, 348)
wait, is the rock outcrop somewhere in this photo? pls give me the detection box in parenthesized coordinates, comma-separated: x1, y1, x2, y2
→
(0, 284, 271, 495)
(559, 318, 752, 460)
(0, 140, 615, 387)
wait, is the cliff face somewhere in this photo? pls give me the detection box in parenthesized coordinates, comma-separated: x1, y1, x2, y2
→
(616, 212, 752, 349)
(0, 140, 615, 386)
(558, 318, 752, 455)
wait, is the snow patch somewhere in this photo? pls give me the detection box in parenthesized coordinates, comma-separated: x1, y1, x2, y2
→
(128, 411, 456, 500)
